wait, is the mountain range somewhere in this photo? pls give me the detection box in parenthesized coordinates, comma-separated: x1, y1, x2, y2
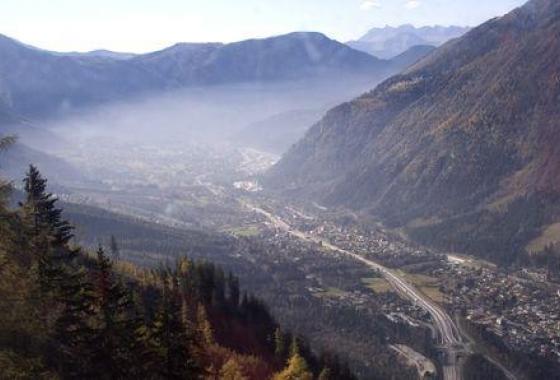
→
(268, 0, 560, 263)
(136, 32, 387, 85)
(0, 33, 164, 118)
(0, 29, 436, 172)
(347, 24, 470, 59)
(0, 31, 416, 120)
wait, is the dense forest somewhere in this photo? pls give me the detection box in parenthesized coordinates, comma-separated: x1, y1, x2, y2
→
(0, 136, 355, 379)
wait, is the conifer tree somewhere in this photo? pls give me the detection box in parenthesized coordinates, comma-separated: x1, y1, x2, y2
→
(90, 246, 141, 378)
(272, 351, 313, 380)
(212, 267, 226, 308)
(17, 166, 96, 377)
(227, 272, 240, 308)
(196, 303, 214, 346)
(53, 267, 96, 377)
(0, 135, 15, 207)
(0, 135, 15, 152)
(21, 165, 74, 248)
(21, 166, 77, 296)
(151, 275, 202, 379)
(274, 328, 286, 360)
(318, 367, 333, 380)
(219, 358, 248, 380)
(289, 336, 300, 357)
(109, 235, 120, 261)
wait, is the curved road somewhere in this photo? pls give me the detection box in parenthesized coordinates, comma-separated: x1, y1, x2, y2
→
(247, 203, 465, 380)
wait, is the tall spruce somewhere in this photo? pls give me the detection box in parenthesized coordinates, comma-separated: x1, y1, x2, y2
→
(21, 165, 74, 248)
(109, 235, 120, 261)
(90, 246, 141, 378)
(52, 266, 96, 377)
(227, 272, 240, 309)
(18, 166, 95, 376)
(151, 274, 202, 379)
(274, 328, 287, 360)
(0, 135, 15, 206)
(21, 165, 76, 295)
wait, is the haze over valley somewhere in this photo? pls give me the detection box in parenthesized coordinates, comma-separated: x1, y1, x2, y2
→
(1, 1, 559, 380)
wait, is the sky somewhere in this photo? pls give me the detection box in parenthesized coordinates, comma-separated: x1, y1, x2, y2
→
(0, 0, 527, 53)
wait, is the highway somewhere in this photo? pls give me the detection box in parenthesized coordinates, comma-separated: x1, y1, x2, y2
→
(246, 203, 465, 380)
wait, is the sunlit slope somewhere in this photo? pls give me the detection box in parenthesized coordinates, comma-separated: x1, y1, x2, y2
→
(269, 0, 560, 263)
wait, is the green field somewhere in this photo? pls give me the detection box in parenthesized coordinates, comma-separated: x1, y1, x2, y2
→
(314, 287, 349, 299)
(225, 226, 260, 237)
(398, 271, 445, 303)
(526, 222, 560, 253)
(362, 277, 393, 294)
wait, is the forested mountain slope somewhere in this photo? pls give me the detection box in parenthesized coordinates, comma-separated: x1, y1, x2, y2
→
(268, 0, 560, 263)
(0, 155, 356, 379)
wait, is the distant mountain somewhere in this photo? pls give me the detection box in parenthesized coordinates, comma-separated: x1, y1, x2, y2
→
(225, 36, 433, 154)
(0, 32, 394, 119)
(134, 32, 387, 85)
(132, 43, 223, 85)
(268, 0, 560, 264)
(59, 49, 137, 60)
(348, 24, 469, 58)
(0, 34, 165, 117)
(232, 109, 324, 154)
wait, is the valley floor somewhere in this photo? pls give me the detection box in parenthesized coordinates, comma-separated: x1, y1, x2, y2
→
(35, 138, 560, 380)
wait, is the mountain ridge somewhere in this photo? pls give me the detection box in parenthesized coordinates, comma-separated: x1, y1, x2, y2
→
(134, 32, 387, 85)
(347, 24, 470, 58)
(0, 31, 392, 119)
(268, 0, 560, 263)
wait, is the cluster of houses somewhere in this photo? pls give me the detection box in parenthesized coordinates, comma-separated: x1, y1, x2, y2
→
(444, 266, 560, 361)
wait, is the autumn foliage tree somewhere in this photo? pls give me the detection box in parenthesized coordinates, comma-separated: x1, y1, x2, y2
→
(0, 161, 357, 379)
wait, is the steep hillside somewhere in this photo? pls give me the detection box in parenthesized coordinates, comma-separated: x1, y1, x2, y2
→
(269, 0, 560, 263)
(348, 24, 469, 58)
(388, 45, 436, 70)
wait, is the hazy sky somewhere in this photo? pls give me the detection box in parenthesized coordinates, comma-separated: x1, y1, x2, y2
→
(1, 0, 526, 53)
